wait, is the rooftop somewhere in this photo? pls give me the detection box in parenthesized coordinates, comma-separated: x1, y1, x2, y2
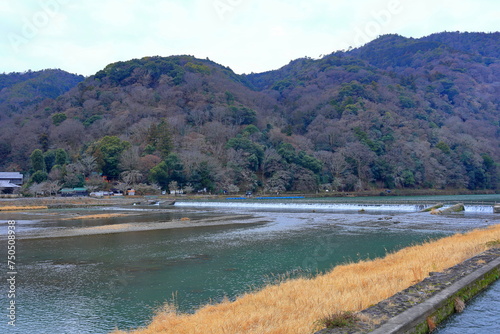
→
(0, 180, 21, 188)
(0, 172, 23, 179)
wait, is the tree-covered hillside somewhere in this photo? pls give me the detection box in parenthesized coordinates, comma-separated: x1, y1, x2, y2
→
(246, 32, 500, 191)
(1, 32, 499, 195)
(0, 69, 84, 115)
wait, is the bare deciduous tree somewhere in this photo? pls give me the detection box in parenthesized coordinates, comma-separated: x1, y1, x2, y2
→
(121, 170, 143, 185)
(77, 155, 98, 177)
(168, 181, 179, 194)
(119, 147, 141, 172)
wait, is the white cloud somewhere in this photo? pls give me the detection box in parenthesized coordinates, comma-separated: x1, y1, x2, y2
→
(0, 0, 498, 76)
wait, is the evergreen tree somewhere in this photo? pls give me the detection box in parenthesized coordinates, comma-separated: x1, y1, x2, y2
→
(30, 149, 46, 173)
(147, 120, 172, 159)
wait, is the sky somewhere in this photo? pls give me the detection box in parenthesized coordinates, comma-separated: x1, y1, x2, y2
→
(1, 0, 499, 76)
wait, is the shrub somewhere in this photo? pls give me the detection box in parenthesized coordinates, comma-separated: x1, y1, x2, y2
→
(318, 311, 359, 329)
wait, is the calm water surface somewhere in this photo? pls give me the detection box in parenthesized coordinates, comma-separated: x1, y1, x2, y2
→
(435, 279, 500, 334)
(1, 195, 499, 334)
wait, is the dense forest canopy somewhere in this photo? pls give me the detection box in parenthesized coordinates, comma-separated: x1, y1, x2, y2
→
(1, 32, 499, 195)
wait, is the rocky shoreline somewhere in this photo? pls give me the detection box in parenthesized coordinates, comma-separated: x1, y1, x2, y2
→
(316, 247, 500, 334)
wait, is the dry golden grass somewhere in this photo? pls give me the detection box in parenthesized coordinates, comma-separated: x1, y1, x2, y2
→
(112, 224, 500, 334)
(0, 205, 48, 211)
(86, 223, 133, 230)
(63, 213, 129, 220)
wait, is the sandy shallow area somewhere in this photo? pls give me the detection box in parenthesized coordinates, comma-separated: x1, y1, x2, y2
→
(62, 213, 132, 220)
(19, 215, 269, 239)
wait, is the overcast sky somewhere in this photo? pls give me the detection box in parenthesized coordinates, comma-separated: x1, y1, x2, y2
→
(1, 0, 499, 76)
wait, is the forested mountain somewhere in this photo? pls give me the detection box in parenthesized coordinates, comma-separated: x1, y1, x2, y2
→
(0, 69, 84, 115)
(1, 32, 499, 195)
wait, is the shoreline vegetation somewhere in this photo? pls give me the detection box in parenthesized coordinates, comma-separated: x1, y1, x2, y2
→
(0, 196, 141, 208)
(0, 205, 49, 211)
(112, 224, 500, 334)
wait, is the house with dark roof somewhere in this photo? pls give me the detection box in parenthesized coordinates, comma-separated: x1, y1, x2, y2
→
(0, 172, 23, 186)
(0, 172, 23, 193)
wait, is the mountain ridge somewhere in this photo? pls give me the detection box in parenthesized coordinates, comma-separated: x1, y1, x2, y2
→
(1, 31, 499, 194)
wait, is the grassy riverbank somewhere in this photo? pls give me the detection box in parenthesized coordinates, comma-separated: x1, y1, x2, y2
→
(113, 224, 500, 334)
(0, 197, 126, 209)
(0, 205, 48, 211)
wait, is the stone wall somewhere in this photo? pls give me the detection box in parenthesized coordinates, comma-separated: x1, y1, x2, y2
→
(315, 248, 500, 334)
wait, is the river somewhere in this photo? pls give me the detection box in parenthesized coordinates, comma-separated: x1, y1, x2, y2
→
(435, 279, 500, 334)
(1, 195, 499, 334)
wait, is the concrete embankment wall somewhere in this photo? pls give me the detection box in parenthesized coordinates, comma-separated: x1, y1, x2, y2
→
(316, 248, 500, 334)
